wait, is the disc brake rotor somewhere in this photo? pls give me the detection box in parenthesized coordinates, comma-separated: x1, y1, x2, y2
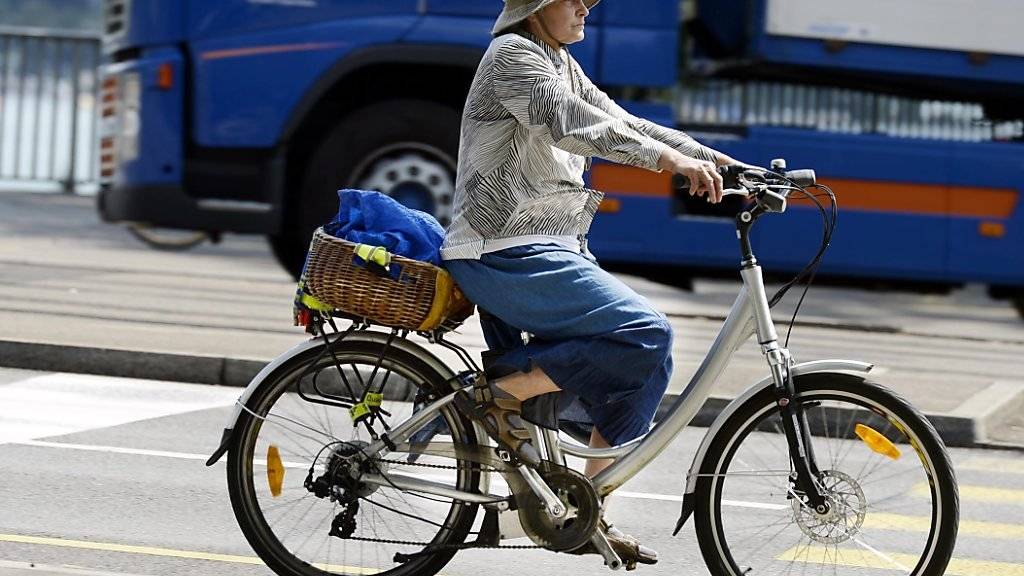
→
(517, 463, 601, 552)
(792, 469, 867, 544)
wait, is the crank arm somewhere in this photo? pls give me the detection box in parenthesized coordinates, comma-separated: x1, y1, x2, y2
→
(518, 464, 567, 519)
(589, 529, 623, 571)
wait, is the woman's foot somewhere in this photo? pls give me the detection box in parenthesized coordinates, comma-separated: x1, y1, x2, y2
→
(568, 519, 658, 571)
(453, 374, 542, 466)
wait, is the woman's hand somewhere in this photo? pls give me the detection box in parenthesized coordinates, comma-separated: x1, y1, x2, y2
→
(658, 148, 723, 203)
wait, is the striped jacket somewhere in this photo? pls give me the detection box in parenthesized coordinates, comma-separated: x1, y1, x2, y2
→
(440, 31, 717, 261)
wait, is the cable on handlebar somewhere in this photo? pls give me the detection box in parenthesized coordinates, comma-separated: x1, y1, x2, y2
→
(760, 171, 838, 346)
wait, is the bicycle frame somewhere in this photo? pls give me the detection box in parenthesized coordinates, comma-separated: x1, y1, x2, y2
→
(353, 285, 758, 500)
(351, 262, 872, 507)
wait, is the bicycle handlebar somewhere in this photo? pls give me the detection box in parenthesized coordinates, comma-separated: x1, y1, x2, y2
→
(671, 165, 817, 194)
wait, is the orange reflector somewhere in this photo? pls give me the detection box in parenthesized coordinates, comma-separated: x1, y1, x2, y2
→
(979, 221, 1006, 238)
(598, 197, 621, 213)
(854, 424, 901, 460)
(157, 63, 173, 90)
(267, 445, 284, 497)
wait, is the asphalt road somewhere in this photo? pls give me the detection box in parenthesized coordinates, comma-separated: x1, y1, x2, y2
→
(1, 368, 1023, 576)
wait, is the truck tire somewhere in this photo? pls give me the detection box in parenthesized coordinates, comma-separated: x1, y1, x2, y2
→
(271, 99, 460, 279)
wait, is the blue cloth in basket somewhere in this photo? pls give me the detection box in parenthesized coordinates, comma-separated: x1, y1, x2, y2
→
(323, 189, 445, 266)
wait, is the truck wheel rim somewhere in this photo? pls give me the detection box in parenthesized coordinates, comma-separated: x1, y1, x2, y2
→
(353, 143, 456, 226)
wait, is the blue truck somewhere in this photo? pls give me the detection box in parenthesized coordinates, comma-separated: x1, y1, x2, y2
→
(97, 0, 1024, 314)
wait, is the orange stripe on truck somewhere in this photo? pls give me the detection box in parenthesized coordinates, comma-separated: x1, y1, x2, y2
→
(201, 42, 342, 61)
(806, 178, 1018, 219)
(590, 164, 1018, 219)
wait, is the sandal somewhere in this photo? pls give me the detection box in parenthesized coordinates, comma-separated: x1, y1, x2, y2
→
(453, 373, 542, 467)
(568, 519, 658, 571)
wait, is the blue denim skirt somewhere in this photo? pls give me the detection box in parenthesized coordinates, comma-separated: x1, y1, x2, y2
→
(443, 244, 673, 446)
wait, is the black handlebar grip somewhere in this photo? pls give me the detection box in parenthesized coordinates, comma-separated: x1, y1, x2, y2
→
(784, 169, 816, 187)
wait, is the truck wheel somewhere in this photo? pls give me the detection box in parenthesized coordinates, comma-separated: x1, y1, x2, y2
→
(271, 99, 460, 279)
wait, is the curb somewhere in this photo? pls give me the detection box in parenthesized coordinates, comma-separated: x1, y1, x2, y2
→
(1, 338, 1020, 451)
(0, 340, 266, 388)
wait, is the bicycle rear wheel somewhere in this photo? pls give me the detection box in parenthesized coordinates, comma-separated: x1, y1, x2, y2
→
(694, 373, 958, 576)
(226, 339, 482, 576)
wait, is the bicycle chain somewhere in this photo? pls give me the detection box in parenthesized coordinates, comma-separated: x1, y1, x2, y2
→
(371, 457, 499, 473)
(342, 534, 538, 551)
(345, 456, 538, 551)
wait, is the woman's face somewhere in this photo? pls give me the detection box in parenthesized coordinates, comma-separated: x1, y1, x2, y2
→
(529, 0, 590, 46)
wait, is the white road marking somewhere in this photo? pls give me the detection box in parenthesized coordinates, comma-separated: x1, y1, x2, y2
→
(0, 372, 239, 444)
(7, 438, 790, 511)
(0, 559, 152, 576)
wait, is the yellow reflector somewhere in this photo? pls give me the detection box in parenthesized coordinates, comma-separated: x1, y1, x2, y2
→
(598, 198, 621, 213)
(267, 445, 284, 497)
(855, 423, 901, 460)
(979, 221, 1006, 237)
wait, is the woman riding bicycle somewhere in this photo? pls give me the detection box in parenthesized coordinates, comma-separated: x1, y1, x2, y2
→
(441, 0, 750, 565)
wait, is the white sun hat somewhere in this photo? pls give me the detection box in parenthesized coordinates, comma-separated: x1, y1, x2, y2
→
(492, 0, 602, 36)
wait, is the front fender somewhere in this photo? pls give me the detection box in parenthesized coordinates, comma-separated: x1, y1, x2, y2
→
(204, 330, 456, 466)
(671, 359, 873, 534)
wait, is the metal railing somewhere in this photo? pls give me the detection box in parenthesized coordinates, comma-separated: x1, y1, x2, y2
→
(0, 26, 101, 193)
(676, 79, 1024, 142)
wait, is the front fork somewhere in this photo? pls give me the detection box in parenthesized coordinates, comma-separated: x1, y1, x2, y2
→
(765, 345, 829, 513)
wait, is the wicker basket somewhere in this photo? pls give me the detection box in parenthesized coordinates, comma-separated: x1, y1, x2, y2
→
(302, 228, 473, 331)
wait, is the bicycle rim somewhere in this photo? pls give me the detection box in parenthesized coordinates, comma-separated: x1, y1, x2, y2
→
(699, 381, 956, 576)
(228, 344, 481, 576)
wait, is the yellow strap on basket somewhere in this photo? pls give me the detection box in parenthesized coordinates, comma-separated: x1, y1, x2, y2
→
(418, 268, 456, 331)
(300, 293, 334, 313)
(354, 244, 392, 270)
(350, 392, 384, 424)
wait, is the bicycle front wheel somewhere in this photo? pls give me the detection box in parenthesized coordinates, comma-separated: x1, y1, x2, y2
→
(226, 338, 482, 576)
(694, 373, 958, 576)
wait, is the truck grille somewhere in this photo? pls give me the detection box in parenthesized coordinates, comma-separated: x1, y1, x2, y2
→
(104, 0, 130, 39)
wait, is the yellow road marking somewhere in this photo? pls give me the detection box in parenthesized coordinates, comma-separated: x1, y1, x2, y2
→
(0, 534, 379, 575)
(961, 457, 1024, 475)
(865, 513, 1024, 540)
(778, 545, 1024, 575)
(913, 482, 1024, 503)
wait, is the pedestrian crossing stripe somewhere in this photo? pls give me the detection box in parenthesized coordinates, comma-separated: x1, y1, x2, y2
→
(778, 545, 1024, 575)
(960, 457, 1024, 475)
(913, 482, 1024, 503)
(865, 512, 1024, 540)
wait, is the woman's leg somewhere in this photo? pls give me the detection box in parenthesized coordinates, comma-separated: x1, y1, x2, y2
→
(584, 425, 613, 477)
(492, 366, 560, 400)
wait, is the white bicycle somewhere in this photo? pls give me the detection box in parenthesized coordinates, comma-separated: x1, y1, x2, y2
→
(207, 160, 959, 576)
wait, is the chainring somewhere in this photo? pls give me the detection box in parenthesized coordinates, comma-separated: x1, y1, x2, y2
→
(517, 463, 601, 552)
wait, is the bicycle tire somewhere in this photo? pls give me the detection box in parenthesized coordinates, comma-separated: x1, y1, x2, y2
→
(226, 339, 482, 576)
(693, 373, 958, 576)
(127, 223, 209, 251)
